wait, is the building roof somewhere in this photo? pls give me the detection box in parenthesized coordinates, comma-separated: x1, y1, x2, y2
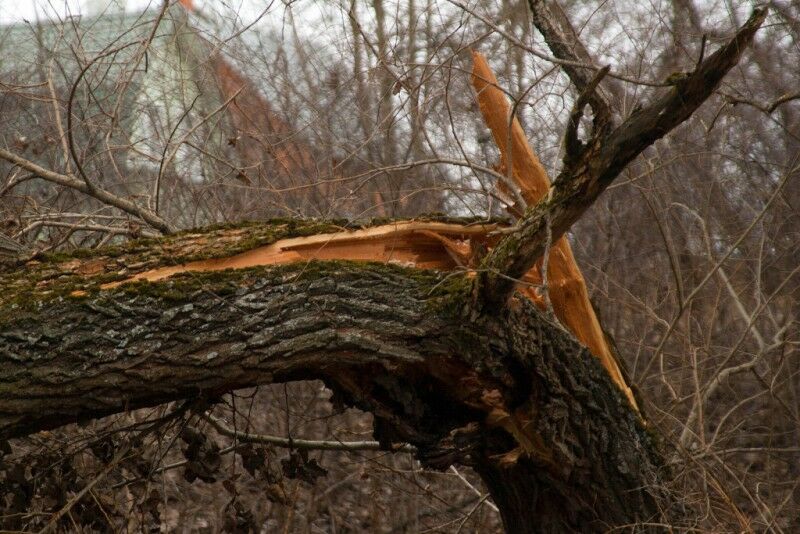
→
(0, 1, 319, 210)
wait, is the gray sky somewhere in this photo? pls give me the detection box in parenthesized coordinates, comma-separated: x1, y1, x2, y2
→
(0, 0, 270, 25)
(1, 0, 146, 24)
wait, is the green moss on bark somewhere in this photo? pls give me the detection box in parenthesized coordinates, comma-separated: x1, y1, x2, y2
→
(0, 217, 492, 322)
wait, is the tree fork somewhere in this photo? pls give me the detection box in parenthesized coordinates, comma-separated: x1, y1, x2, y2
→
(477, 6, 768, 309)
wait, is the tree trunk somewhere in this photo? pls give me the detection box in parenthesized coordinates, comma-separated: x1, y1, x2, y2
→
(0, 219, 672, 532)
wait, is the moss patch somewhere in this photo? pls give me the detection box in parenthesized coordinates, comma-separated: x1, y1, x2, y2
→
(0, 220, 343, 312)
(0, 216, 491, 319)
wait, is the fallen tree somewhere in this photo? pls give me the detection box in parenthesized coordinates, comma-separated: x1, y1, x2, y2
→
(0, 5, 767, 532)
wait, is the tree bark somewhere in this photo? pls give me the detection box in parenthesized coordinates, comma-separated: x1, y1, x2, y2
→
(1, 219, 671, 532)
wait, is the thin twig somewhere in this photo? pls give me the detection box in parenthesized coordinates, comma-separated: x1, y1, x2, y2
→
(0, 147, 175, 234)
(203, 413, 416, 453)
(640, 161, 795, 380)
(37, 441, 132, 534)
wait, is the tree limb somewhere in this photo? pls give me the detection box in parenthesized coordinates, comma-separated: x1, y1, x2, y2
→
(476, 6, 768, 309)
(526, 0, 618, 114)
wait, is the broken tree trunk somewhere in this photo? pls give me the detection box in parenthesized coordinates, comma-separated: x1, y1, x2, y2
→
(1, 219, 671, 531)
(471, 51, 637, 411)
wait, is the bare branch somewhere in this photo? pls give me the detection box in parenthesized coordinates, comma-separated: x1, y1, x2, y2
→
(202, 413, 416, 453)
(526, 0, 618, 114)
(447, 0, 669, 88)
(0, 147, 176, 234)
(722, 90, 800, 114)
(65, 41, 143, 190)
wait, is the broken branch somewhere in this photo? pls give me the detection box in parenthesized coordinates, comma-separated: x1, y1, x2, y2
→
(470, 52, 637, 411)
(476, 7, 767, 312)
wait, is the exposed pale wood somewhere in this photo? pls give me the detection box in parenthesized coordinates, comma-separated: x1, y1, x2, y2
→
(471, 51, 637, 411)
(471, 52, 550, 205)
(103, 221, 499, 288)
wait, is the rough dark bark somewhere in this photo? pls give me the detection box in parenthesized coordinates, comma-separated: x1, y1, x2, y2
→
(1, 220, 671, 532)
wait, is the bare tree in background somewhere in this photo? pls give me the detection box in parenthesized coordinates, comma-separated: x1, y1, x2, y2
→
(1, 0, 798, 531)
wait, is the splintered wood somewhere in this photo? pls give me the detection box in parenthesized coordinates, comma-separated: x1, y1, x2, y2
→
(471, 51, 639, 413)
(101, 216, 636, 411)
(102, 222, 499, 288)
(97, 53, 637, 414)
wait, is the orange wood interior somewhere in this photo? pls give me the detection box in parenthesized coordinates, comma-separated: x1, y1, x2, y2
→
(96, 53, 638, 414)
(102, 222, 497, 289)
(471, 51, 638, 412)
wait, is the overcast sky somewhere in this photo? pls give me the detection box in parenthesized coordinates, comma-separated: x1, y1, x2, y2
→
(0, 0, 271, 25)
(1, 0, 138, 24)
